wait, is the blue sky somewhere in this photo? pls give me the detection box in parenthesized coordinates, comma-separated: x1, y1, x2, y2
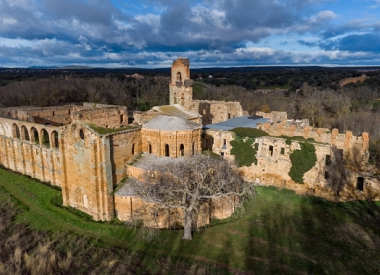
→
(0, 0, 380, 68)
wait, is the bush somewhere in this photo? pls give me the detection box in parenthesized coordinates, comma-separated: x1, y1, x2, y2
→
(288, 142, 317, 184)
(230, 128, 268, 167)
(231, 127, 268, 138)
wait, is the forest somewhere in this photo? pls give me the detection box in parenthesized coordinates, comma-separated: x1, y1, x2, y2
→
(0, 66, 379, 163)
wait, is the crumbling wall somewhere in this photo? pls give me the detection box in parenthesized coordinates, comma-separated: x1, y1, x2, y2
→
(205, 129, 380, 201)
(189, 100, 244, 125)
(0, 117, 63, 186)
(109, 129, 142, 186)
(59, 123, 115, 221)
(257, 122, 369, 171)
(73, 106, 128, 129)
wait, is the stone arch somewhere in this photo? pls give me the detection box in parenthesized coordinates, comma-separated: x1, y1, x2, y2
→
(40, 129, 50, 148)
(165, 144, 170, 157)
(173, 92, 177, 104)
(192, 141, 196, 155)
(75, 187, 88, 209)
(149, 143, 152, 154)
(12, 124, 20, 139)
(21, 125, 30, 141)
(51, 131, 59, 149)
(30, 127, 39, 144)
(132, 143, 135, 155)
(176, 72, 182, 82)
(180, 144, 185, 156)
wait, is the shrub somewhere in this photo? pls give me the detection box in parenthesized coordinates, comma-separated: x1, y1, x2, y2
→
(288, 142, 317, 184)
(230, 128, 268, 167)
(231, 127, 268, 138)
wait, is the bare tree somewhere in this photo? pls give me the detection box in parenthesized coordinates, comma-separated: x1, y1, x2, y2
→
(129, 154, 255, 240)
(325, 146, 349, 195)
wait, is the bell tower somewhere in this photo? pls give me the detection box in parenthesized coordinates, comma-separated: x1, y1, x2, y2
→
(169, 58, 193, 109)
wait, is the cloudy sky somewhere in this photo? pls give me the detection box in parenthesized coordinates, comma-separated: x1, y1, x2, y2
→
(1, 0, 380, 68)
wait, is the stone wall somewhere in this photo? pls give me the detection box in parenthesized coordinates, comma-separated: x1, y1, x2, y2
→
(206, 128, 380, 201)
(59, 123, 115, 221)
(257, 122, 369, 171)
(72, 106, 128, 129)
(0, 117, 63, 186)
(189, 100, 244, 125)
(141, 128, 202, 157)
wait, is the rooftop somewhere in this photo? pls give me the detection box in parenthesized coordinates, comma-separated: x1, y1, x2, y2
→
(204, 116, 270, 131)
(143, 115, 201, 131)
(152, 104, 200, 120)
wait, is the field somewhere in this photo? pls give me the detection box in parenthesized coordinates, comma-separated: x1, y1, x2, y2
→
(1, 167, 380, 274)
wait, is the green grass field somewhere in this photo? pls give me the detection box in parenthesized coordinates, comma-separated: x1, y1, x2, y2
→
(1, 167, 380, 274)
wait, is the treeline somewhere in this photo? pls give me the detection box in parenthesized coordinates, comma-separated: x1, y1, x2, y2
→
(195, 69, 380, 91)
(0, 76, 170, 111)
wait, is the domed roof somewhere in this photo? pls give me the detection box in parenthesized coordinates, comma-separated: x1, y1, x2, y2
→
(142, 115, 201, 131)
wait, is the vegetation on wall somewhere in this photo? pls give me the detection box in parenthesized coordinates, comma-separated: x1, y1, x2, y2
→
(288, 142, 317, 184)
(230, 127, 268, 167)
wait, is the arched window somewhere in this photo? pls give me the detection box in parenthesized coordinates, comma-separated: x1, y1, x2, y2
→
(180, 144, 184, 156)
(51, 131, 59, 149)
(0, 123, 4, 136)
(149, 143, 152, 154)
(165, 144, 170, 157)
(12, 124, 20, 139)
(41, 129, 50, 148)
(31, 127, 39, 144)
(192, 142, 196, 155)
(176, 72, 182, 82)
(132, 143, 135, 155)
(21, 126, 29, 141)
(79, 129, 85, 140)
(173, 92, 177, 104)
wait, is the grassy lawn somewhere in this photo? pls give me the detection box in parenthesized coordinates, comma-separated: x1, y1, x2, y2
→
(1, 167, 380, 274)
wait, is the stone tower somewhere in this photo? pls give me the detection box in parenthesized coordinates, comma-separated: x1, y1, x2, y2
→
(169, 58, 193, 109)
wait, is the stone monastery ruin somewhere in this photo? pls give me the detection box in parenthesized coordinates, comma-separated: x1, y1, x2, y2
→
(0, 58, 379, 228)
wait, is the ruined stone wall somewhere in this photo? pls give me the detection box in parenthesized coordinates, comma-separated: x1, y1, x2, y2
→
(60, 123, 115, 221)
(0, 117, 63, 186)
(206, 129, 380, 201)
(0, 106, 77, 126)
(257, 123, 369, 170)
(141, 128, 202, 157)
(204, 129, 236, 160)
(133, 111, 160, 125)
(114, 192, 233, 228)
(256, 111, 288, 123)
(109, 129, 142, 186)
(189, 100, 244, 125)
(73, 106, 128, 128)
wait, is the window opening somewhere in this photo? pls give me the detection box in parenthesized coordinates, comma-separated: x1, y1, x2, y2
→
(269, 145, 274, 156)
(356, 177, 364, 191)
(325, 155, 331, 165)
(180, 144, 184, 156)
(79, 129, 85, 140)
(280, 148, 285, 155)
(165, 144, 170, 157)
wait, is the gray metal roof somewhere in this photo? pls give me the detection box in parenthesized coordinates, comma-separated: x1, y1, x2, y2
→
(204, 116, 270, 131)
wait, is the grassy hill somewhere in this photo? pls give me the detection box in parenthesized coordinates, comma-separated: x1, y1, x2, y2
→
(1, 166, 380, 274)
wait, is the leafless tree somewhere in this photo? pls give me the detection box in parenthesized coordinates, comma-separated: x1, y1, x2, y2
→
(129, 154, 255, 240)
(325, 146, 349, 195)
